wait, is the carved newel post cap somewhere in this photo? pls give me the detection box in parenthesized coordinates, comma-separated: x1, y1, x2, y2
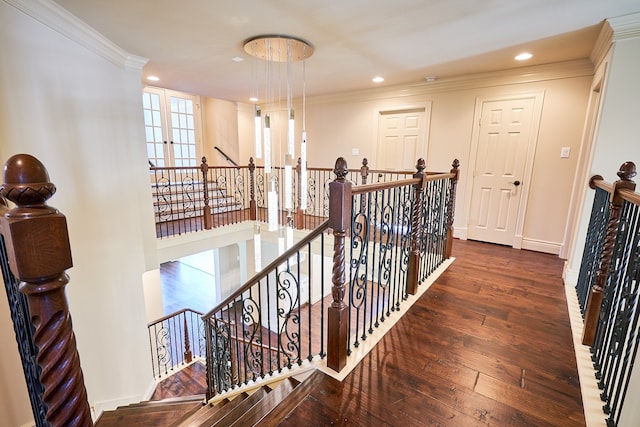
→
(1, 154, 56, 210)
(362, 158, 368, 167)
(618, 162, 636, 181)
(416, 158, 426, 173)
(334, 157, 348, 182)
(452, 158, 460, 169)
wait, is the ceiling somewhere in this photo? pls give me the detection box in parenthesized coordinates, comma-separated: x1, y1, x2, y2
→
(53, 0, 640, 102)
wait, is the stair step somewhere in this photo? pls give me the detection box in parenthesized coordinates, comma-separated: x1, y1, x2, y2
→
(209, 387, 269, 427)
(256, 370, 329, 426)
(228, 378, 300, 426)
(95, 400, 202, 427)
(172, 393, 248, 427)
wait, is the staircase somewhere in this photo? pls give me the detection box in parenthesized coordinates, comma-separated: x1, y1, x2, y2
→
(151, 180, 243, 220)
(95, 369, 327, 427)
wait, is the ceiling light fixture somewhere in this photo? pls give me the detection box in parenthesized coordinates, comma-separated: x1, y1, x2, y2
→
(243, 34, 313, 244)
(372, 76, 384, 83)
(249, 97, 258, 103)
(147, 75, 160, 82)
(515, 52, 533, 61)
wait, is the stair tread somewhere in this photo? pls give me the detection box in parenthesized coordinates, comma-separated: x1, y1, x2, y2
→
(173, 393, 247, 427)
(256, 370, 329, 426)
(95, 400, 202, 427)
(229, 378, 299, 426)
(209, 387, 269, 427)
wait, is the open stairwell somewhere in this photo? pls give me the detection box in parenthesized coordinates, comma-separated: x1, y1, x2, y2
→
(95, 369, 328, 427)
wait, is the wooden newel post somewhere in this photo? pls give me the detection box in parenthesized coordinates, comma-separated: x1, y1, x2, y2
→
(582, 161, 636, 346)
(327, 157, 352, 372)
(295, 157, 304, 229)
(407, 158, 426, 295)
(201, 156, 213, 230)
(183, 314, 193, 363)
(249, 157, 256, 221)
(360, 158, 369, 185)
(445, 159, 460, 259)
(0, 154, 92, 427)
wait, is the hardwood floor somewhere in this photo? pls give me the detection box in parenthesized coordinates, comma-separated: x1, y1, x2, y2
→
(158, 238, 585, 426)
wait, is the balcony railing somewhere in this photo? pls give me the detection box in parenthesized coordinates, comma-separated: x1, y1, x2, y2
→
(575, 161, 639, 427)
(201, 156, 460, 399)
(151, 157, 422, 238)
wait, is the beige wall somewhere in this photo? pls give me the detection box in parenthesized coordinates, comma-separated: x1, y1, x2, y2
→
(0, 1, 158, 423)
(202, 97, 242, 166)
(238, 64, 592, 255)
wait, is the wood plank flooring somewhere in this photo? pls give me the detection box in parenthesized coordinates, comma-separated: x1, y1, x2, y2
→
(158, 238, 585, 426)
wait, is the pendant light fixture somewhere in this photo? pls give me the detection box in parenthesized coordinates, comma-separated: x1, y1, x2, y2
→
(244, 34, 313, 233)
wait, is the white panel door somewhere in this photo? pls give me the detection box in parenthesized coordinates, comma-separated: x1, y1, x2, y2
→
(377, 108, 426, 170)
(468, 98, 535, 245)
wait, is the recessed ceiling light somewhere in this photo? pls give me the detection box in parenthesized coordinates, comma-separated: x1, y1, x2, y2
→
(372, 76, 384, 83)
(147, 75, 160, 81)
(515, 52, 533, 61)
(425, 76, 437, 82)
(249, 97, 258, 103)
(231, 56, 244, 62)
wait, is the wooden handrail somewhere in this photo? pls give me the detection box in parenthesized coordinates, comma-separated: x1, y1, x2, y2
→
(350, 171, 455, 195)
(0, 154, 92, 427)
(202, 219, 330, 320)
(582, 161, 637, 346)
(147, 308, 204, 327)
(619, 187, 640, 205)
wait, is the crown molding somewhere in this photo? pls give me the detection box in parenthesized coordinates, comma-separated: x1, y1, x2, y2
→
(308, 59, 594, 106)
(3, 0, 148, 70)
(590, 21, 613, 68)
(608, 12, 640, 41)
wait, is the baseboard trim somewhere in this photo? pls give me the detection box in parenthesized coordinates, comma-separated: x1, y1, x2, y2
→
(521, 237, 561, 255)
(564, 282, 607, 426)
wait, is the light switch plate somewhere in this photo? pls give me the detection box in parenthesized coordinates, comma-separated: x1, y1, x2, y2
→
(351, 148, 359, 156)
(560, 147, 571, 158)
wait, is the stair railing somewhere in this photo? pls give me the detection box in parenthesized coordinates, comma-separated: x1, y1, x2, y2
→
(0, 154, 92, 427)
(327, 157, 459, 370)
(203, 156, 460, 396)
(575, 161, 639, 427)
(203, 220, 331, 399)
(147, 308, 206, 379)
(214, 146, 239, 167)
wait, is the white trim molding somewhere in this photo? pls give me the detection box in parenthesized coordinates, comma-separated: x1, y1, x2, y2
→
(521, 237, 562, 255)
(3, 0, 148, 70)
(608, 12, 640, 41)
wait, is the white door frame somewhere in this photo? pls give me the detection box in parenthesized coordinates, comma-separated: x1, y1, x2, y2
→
(374, 102, 432, 170)
(462, 92, 544, 248)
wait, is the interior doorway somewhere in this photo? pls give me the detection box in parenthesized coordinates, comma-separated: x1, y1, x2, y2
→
(466, 94, 543, 247)
(376, 105, 430, 170)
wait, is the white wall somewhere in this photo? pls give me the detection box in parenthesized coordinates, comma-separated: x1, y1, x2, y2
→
(561, 15, 640, 427)
(0, 0, 158, 422)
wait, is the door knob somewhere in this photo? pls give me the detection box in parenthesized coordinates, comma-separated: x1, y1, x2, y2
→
(508, 180, 521, 186)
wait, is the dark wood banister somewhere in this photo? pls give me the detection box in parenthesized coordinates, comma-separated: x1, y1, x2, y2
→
(0, 154, 92, 427)
(202, 219, 330, 320)
(147, 307, 204, 327)
(582, 161, 637, 346)
(350, 171, 455, 195)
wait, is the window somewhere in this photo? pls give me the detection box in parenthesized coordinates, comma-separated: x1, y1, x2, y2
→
(143, 88, 201, 168)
